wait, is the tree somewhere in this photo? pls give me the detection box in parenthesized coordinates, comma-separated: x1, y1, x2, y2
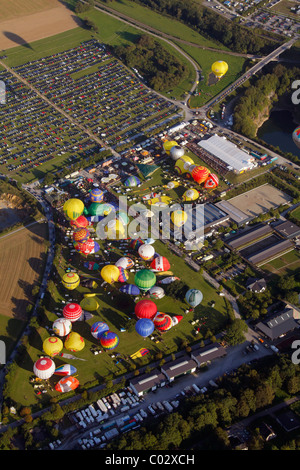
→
(224, 319, 248, 346)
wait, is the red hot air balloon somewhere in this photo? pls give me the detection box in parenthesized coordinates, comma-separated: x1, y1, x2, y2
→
(63, 303, 82, 322)
(191, 166, 210, 184)
(204, 173, 219, 189)
(70, 215, 89, 228)
(153, 313, 173, 332)
(135, 299, 157, 320)
(150, 256, 170, 272)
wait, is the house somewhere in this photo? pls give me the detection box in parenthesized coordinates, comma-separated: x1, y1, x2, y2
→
(255, 305, 300, 340)
(246, 277, 267, 293)
(275, 409, 300, 432)
(273, 220, 300, 239)
(191, 342, 227, 367)
(161, 355, 197, 382)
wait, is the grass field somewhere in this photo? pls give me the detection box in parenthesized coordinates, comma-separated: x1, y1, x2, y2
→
(0, 0, 55, 21)
(260, 249, 300, 277)
(290, 206, 300, 222)
(7, 236, 229, 408)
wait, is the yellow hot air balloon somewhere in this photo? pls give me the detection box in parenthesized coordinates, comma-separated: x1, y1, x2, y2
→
(163, 140, 178, 155)
(64, 332, 85, 352)
(148, 195, 172, 206)
(174, 155, 194, 175)
(101, 264, 120, 284)
(183, 188, 199, 202)
(80, 296, 99, 312)
(211, 61, 228, 79)
(43, 336, 63, 357)
(104, 219, 125, 240)
(63, 198, 84, 221)
(171, 210, 188, 227)
(62, 272, 80, 290)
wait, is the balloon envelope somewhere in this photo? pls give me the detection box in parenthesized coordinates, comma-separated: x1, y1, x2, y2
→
(80, 296, 99, 312)
(211, 60, 228, 78)
(171, 210, 188, 227)
(63, 303, 82, 322)
(138, 244, 155, 261)
(185, 289, 203, 307)
(153, 313, 173, 332)
(135, 318, 154, 338)
(120, 284, 140, 296)
(43, 337, 63, 357)
(150, 256, 170, 272)
(100, 331, 119, 350)
(118, 266, 129, 283)
(101, 264, 120, 284)
(53, 318, 72, 337)
(70, 215, 89, 228)
(33, 357, 55, 380)
(54, 364, 77, 377)
(134, 269, 156, 291)
(63, 198, 84, 221)
(183, 188, 199, 201)
(149, 286, 165, 299)
(115, 257, 134, 269)
(135, 299, 157, 319)
(292, 126, 300, 149)
(55, 376, 79, 393)
(163, 140, 177, 155)
(124, 175, 141, 187)
(64, 332, 85, 352)
(191, 166, 210, 184)
(73, 228, 90, 243)
(174, 156, 194, 174)
(91, 321, 109, 340)
(62, 272, 80, 290)
(89, 188, 104, 203)
(169, 145, 185, 161)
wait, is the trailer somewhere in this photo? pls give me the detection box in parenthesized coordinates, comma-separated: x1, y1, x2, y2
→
(104, 428, 119, 441)
(163, 401, 173, 412)
(192, 384, 201, 394)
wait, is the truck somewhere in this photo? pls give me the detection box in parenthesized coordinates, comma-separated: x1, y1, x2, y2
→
(97, 399, 108, 413)
(163, 401, 173, 413)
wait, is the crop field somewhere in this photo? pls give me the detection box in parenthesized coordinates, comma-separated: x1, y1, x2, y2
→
(0, 0, 79, 50)
(260, 249, 300, 277)
(226, 184, 292, 218)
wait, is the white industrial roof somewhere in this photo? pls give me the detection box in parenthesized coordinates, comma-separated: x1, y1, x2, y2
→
(198, 135, 255, 172)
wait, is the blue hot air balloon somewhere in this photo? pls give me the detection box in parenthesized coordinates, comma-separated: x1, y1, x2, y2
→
(54, 364, 77, 377)
(119, 284, 141, 296)
(135, 318, 155, 338)
(185, 289, 203, 308)
(124, 175, 141, 187)
(91, 321, 110, 340)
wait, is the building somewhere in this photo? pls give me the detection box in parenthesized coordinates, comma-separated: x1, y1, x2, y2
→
(161, 355, 197, 382)
(226, 224, 273, 250)
(273, 220, 300, 239)
(215, 200, 252, 226)
(255, 305, 300, 340)
(198, 135, 255, 173)
(246, 277, 267, 293)
(275, 409, 300, 432)
(191, 342, 227, 367)
(246, 239, 293, 266)
(129, 368, 167, 396)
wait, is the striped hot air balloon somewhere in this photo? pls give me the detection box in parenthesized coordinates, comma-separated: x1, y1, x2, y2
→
(150, 256, 170, 272)
(54, 364, 77, 377)
(153, 313, 173, 332)
(91, 321, 109, 340)
(52, 318, 72, 337)
(33, 357, 55, 380)
(100, 331, 119, 350)
(63, 303, 82, 323)
(118, 267, 129, 283)
(55, 376, 79, 393)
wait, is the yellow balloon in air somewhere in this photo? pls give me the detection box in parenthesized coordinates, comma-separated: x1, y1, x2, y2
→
(211, 61, 228, 79)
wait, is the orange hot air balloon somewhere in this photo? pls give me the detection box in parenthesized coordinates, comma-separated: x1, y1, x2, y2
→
(191, 166, 210, 184)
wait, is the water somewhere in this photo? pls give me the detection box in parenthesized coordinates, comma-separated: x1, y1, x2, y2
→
(257, 109, 300, 161)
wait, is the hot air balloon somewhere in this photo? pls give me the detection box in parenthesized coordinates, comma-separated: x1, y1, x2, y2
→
(63, 198, 84, 221)
(211, 60, 228, 79)
(115, 257, 134, 269)
(54, 364, 77, 377)
(74, 239, 100, 255)
(116, 211, 130, 226)
(73, 228, 90, 243)
(148, 195, 172, 207)
(63, 303, 83, 323)
(89, 188, 104, 203)
(62, 272, 80, 290)
(52, 318, 72, 337)
(83, 261, 100, 271)
(70, 215, 89, 229)
(149, 286, 165, 300)
(43, 337, 63, 357)
(130, 238, 144, 251)
(292, 126, 300, 149)
(191, 166, 210, 184)
(174, 156, 194, 175)
(80, 296, 99, 312)
(165, 181, 180, 189)
(204, 173, 219, 190)
(158, 276, 180, 285)
(91, 321, 109, 340)
(135, 299, 157, 320)
(55, 376, 79, 393)
(163, 140, 178, 155)
(119, 284, 140, 296)
(100, 331, 119, 350)
(169, 145, 185, 161)
(134, 269, 156, 291)
(104, 219, 125, 240)
(171, 210, 188, 228)
(153, 313, 173, 332)
(138, 244, 155, 261)
(185, 289, 203, 308)
(172, 315, 183, 326)
(183, 188, 199, 202)
(124, 175, 141, 187)
(135, 318, 155, 338)
(64, 332, 85, 352)
(33, 357, 55, 380)
(101, 264, 120, 284)
(150, 256, 170, 272)
(118, 266, 129, 283)
(89, 202, 114, 217)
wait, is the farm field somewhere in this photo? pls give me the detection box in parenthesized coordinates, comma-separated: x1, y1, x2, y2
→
(0, 1, 79, 51)
(290, 206, 300, 222)
(260, 249, 300, 277)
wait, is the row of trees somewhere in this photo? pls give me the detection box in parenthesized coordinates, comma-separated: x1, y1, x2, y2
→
(107, 355, 300, 450)
(114, 35, 188, 92)
(121, 0, 276, 54)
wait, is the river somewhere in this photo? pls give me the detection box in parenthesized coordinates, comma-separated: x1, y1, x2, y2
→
(257, 109, 300, 161)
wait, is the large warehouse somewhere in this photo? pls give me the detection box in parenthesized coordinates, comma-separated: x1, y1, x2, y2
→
(198, 135, 255, 173)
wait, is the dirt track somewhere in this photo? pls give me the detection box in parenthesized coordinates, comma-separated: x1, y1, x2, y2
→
(0, 4, 79, 50)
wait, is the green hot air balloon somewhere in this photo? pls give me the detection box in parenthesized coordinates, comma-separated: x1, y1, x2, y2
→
(134, 269, 156, 292)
